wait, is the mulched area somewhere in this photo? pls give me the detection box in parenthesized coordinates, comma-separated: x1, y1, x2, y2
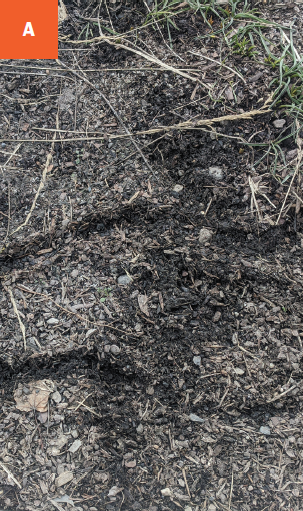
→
(0, 1, 303, 510)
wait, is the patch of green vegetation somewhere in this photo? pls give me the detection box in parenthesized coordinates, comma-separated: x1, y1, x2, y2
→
(97, 287, 112, 303)
(231, 34, 256, 57)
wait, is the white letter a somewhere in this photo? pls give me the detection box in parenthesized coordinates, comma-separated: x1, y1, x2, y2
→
(23, 22, 35, 37)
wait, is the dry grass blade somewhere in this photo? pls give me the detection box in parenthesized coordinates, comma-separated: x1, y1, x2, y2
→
(189, 50, 246, 83)
(58, 0, 68, 25)
(102, 37, 209, 88)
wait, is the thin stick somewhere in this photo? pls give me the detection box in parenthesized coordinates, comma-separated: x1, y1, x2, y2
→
(0, 142, 22, 174)
(228, 470, 234, 510)
(267, 384, 297, 403)
(0, 461, 22, 489)
(5, 286, 27, 350)
(73, 393, 92, 411)
(182, 468, 191, 499)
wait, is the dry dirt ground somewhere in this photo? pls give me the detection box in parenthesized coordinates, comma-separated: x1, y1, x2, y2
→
(0, 1, 303, 510)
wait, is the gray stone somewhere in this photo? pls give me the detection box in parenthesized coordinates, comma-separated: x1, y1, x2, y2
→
(209, 166, 224, 180)
(189, 413, 204, 423)
(51, 391, 62, 404)
(55, 471, 73, 487)
(260, 426, 271, 435)
(69, 439, 82, 453)
(193, 356, 201, 367)
(110, 345, 121, 355)
(136, 423, 144, 434)
(198, 228, 213, 245)
(172, 184, 184, 193)
(273, 119, 286, 128)
(47, 318, 59, 325)
(117, 275, 132, 285)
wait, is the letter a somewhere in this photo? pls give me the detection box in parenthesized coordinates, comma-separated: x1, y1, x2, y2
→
(23, 22, 35, 37)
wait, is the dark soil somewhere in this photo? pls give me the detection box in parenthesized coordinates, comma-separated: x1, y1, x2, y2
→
(0, 2, 303, 510)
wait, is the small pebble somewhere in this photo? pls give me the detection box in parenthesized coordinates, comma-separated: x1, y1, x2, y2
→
(136, 423, 144, 434)
(161, 488, 171, 497)
(260, 426, 271, 436)
(234, 367, 245, 375)
(110, 345, 121, 355)
(273, 119, 286, 128)
(193, 356, 201, 367)
(172, 184, 183, 193)
(117, 275, 132, 285)
(189, 413, 204, 423)
(209, 166, 224, 181)
(198, 228, 213, 245)
(47, 318, 59, 325)
(51, 391, 62, 404)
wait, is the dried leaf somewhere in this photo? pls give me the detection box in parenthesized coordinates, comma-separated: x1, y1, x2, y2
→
(14, 380, 54, 412)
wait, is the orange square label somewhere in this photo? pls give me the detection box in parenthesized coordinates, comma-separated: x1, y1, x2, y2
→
(0, 0, 58, 59)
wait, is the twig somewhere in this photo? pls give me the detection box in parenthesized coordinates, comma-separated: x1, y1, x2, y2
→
(0, 142, 22, 174)
(182, 468, 191, 499)
(267, 384, 297, 403)
(229, 470, 234, 510)
(0, 461, 22, 489)
(216, 376, 231, 408)
(5, 286, 27, 350)
(73, 393, 93, 412)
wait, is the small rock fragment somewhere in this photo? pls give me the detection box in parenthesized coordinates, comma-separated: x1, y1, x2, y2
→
(117, 275, 132, 285)
(189, 413, 204, 423)
(108, 486, 122, 497)
(259, 426, 271, 436)
(193, 356, 201, 367)
(198, 228, 213, 245)
(125, 459, 136, 468)
(225, 87, 234, 101)
(51, 391, 62, 404)
(146, 386, 154, 395)
(136, 423, 144, 434)
(161, 488, 172, 497)
(209, 166, 224, 181)
(68, 439, 82, 453)
(71, 269, 78, 278)
(208, 505, 216, 511)
(110, 345, 121, 355)
(234, 367, 245, 375)
(47, 318, 59, 325)
(172, 184, 184, 193)
(273, 119, 286, 128)
(55, 471, 73, 487)
(213, 311, 221, 322)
